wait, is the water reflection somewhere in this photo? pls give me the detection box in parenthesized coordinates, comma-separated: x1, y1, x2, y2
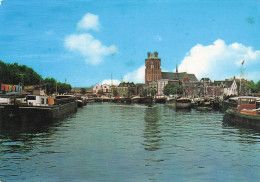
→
(143, 106, 162, 152)
(0, 118, 64, 155)
(222, 114, 260, 144)
(222, 114, 260, 134)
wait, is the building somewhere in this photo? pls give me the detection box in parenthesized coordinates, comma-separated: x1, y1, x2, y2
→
(158, 72, 198, 96)
(93, 83, 101, 95)
(144, 51, 199, 96)
(117, 82, 136, 98)
(145, 52, 162, 84)
(101, 84, 111, 93)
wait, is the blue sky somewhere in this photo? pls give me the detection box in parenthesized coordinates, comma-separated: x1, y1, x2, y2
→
(0, 0, 259, 87)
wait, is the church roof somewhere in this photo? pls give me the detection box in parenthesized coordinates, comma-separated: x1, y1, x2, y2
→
(161, 72, 198, 82)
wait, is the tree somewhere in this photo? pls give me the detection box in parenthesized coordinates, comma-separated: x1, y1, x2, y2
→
(58, 82, 71, 94)
(244, 81, 257, 94)
(150, 88, 157, 96)
(0, 60, 72, 94)
(163, 83, 183, 96)
(43, 77, 57, 94)
(80, 88, 87, 95)
(256, 80, 260, 93)
(142, 88, 157, 97)
(128, 87, 136, 97)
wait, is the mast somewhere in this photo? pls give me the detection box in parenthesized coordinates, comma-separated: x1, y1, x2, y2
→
(111, 73, 113, 86)
(240, 60, 245, 95)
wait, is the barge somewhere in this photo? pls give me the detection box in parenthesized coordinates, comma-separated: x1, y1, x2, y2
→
(0, 95, 77, 121)
(224, 97, 260, 128)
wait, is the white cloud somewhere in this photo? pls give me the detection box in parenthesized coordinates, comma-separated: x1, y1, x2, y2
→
(123, 65, 145, 83)
(77, 13, 100, 31)
(178, 39, 260, 81)
(64, 33, 118, 65)
(101, 79, 121, 86)
(64, 13, 118, 65)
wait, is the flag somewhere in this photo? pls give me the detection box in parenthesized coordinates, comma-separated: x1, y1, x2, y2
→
(241, 60, 245, 65)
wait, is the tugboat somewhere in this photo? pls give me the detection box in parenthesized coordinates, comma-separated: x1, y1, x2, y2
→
(224, 97, 260, 128)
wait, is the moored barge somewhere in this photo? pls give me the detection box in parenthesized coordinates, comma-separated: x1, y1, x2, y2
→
(224, 97, 260, 128)
(0, 95, 77, 121)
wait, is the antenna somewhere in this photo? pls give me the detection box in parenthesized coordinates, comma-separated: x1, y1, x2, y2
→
(111, 74, 113, 86)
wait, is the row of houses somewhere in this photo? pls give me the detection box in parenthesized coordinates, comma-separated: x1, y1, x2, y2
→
(71, 76, 248, 98)
(71, 52, 250, 98)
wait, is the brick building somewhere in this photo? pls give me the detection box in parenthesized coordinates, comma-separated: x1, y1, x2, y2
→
(145, 52, 162, 84)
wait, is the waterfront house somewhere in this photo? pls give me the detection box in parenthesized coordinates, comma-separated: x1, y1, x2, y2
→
(117, 82, 136, 98)
(223, 80, 238, 96)
(101, 84, 111, 94)
(93, 83, 101, 95)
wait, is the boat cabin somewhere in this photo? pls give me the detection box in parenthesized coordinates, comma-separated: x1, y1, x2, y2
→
(238, 97, 257, 113)
(26, 95, 49, 106)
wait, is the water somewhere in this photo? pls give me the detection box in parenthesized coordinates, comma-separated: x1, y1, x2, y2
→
(0, 103, 259, 182)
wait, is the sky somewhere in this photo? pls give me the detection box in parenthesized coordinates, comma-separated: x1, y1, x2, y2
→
(0, 0, 259, 87)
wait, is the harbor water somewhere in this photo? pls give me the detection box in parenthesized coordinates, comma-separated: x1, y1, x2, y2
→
(0, 103, 259, 181)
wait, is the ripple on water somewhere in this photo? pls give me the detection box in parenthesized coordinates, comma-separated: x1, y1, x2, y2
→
(0, 103, 259, 181)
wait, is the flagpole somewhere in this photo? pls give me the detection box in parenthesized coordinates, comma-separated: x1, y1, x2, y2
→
(240, 60, 245, 96)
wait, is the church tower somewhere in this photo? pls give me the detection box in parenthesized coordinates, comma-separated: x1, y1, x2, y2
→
(145, 52, 162, 84)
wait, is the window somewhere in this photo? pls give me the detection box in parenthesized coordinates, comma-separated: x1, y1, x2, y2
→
(249, 99, 256, 104)
(41, 98, 44, 104)
(241, 99, 248, 104)
(26, 96, 36, 100)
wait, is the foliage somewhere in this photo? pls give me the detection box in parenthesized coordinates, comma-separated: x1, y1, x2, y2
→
(244, 80, 260, 94)
(142, 88, 157, 97)
(244, 81, 257, 94)
(163, 83, 183, 96)
(128, 87, 136, 97)
(42, 77, 71, 94)
(57, 82, 71, 94)
(80, 88, 87, 95)
(0, 60, 71, 94)
(0, 61, 43, 85)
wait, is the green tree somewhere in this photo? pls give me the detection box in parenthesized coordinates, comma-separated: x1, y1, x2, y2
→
(150, 88, 157, 96)
(80, 88, 87, 94)
(244, 81, 257, 94)
(58, 82, 71, 94)
(163, 83, 183, 96)
(256, 80, 260, 93)
(0, 60, 43, 85)
(128, 87, 136, 97)
(43, 77, 57, 94)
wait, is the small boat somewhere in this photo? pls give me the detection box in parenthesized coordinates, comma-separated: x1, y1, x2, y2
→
(166, 97, 192, 109)
(155, 96, 166, 103)
(176, 98, 192, 109)
(224, 97, 260, 128)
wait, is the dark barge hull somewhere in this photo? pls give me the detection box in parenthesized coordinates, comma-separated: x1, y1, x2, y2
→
(0, 101, 77, 121)
(224, 109, 260, 129)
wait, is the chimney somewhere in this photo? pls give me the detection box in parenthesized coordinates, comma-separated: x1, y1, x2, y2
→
(147, 52, 151, 58)
(154, 52, 158, 57)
